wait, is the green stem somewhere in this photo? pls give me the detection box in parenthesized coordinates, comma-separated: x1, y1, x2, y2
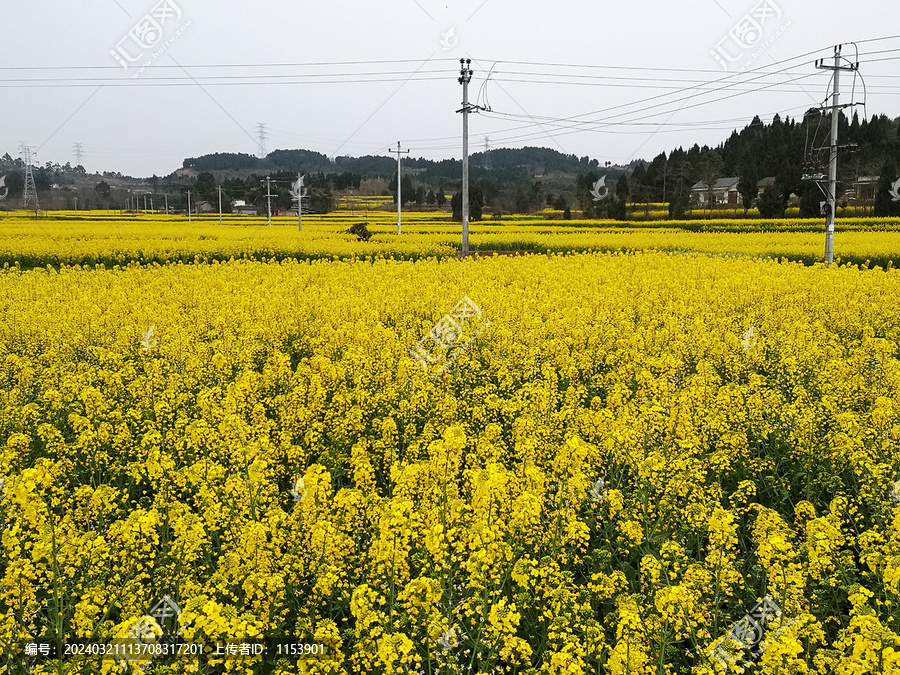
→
(46, 505, 64, 675)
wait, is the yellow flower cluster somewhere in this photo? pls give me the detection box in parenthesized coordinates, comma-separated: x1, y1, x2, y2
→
(0, 248, 899, 673)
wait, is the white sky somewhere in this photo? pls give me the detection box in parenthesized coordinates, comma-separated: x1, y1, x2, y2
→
(1, 0, 898, 176)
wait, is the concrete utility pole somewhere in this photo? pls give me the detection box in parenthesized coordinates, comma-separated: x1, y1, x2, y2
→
(218, 185, 223, 225)
(458, 59, 473, 255)
(456, 60, 489, 255)
(389, 141, 410, 234)
(165, 194, 169, 216)
(291, 174, 307, 231)
(188, 190, 191, 222)
(265, 176, 274, 227)
(297, 175, 303, 232)
(816, 45, 858, 266)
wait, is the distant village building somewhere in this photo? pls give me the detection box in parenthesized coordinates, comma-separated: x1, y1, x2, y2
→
(232, 200, 259, 216)
(175, 168, 197, 178)
(848, 176, 879, 203)
(690, 177, 741, 206)
(756, 177, 777, 195)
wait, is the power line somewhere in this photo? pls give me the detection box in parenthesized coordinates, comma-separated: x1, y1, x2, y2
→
(6, 39, 896, 173)
(475, 70, 823, 148)
(0, 36, 896, 72)
(470, 51, 828, 134)
(364, 104, 815, 152)
(0, 57, 465, 71)
(398, 63, 821, 149)
(10, 64, 899, 88)
(3, 54, 899, 91)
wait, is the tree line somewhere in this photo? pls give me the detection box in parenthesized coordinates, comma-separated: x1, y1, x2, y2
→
(582, 111, 900, 218)
(3, 112, 898, 217)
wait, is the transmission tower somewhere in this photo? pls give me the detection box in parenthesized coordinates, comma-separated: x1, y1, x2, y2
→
(19, 144, 40, 213)
(255, 123, 268, 159)
(483, 136, 491, 170)
(73, 143, 84, 166)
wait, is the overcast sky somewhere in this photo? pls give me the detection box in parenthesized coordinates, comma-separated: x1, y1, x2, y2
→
(1, 0, 898, 177)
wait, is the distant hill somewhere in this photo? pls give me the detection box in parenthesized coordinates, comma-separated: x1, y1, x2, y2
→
(183, 146, 609, 178)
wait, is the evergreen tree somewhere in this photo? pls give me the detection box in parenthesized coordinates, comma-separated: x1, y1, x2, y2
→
(575, 172, 600, 218)
(615, 175, 630, 201)
(737, 162, 759, 212)
(757, 185, 787, 218)
(450, 186, 483, 221)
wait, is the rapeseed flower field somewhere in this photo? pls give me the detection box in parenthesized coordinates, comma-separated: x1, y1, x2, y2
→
(3, 214, 900, 269)
(1, 216, 900, 674)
